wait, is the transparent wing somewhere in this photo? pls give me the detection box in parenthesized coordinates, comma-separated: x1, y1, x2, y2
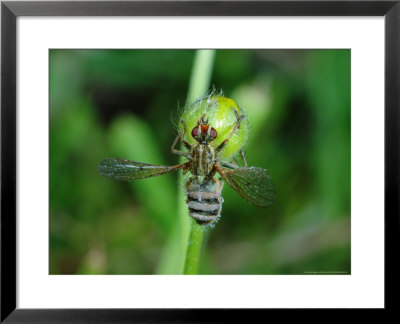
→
(98, 158, 183, 182)
(217, 166, 277, 207)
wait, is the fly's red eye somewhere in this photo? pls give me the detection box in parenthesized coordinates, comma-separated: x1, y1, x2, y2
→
(210, 128, 217, 139)
(191, 127, 199, 138)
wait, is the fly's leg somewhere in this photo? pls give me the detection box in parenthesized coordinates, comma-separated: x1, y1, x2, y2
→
(171, 118, 192, 157)
(221, 151, 247, 168)
(207, 164, 219, 181)
(171, 134, 189, 157)
(216, 109, 245, 153)
(198, 100, 218, 125)
(240, 150, 248, 167)
(218, 150, 246, 170)
(220, 161, 238, 169)
(181, 161, 191, 174)
(179, 119, 193, 150)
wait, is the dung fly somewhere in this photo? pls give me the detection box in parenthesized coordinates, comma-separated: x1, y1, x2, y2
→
(98, 98, 276, 225)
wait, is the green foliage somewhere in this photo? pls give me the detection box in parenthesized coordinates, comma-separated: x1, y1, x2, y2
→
(50, 49, 351, 275)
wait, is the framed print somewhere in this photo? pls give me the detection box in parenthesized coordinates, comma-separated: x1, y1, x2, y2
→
(1, 0, 399, 322)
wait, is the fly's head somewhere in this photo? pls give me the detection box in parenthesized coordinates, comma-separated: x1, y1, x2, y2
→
(191, 117, 217, 144)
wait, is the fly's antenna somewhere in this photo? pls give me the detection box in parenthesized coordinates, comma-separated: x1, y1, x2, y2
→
(199, 98, 218, 124)
(200, 116, 209, 125)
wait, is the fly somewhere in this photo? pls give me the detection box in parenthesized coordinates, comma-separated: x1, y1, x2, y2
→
(98, 106, 276, 225)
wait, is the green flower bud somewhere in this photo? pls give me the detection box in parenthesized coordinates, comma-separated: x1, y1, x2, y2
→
(180, 94, 249, 159)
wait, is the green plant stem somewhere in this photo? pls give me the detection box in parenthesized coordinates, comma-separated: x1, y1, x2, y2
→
(187, 50, 216, 103)
(180, 49, 216, 274)
(183, 220, 204, 274)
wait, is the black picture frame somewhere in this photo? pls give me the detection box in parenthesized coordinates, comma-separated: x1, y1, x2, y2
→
(1, 0, 399, 322)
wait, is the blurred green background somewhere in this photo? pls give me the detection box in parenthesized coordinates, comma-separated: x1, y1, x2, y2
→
(50, 49, 350, 275)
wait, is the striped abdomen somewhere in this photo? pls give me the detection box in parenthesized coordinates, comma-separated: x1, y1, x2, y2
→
(186, 178, 224, 225)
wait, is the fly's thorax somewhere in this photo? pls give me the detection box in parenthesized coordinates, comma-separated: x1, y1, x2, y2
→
(189, 143, 215, 177)
(186, 178, 224, 225)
